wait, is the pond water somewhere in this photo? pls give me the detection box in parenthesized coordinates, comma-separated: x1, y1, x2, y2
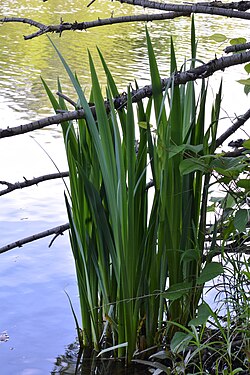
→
(0, 1, 250, 374)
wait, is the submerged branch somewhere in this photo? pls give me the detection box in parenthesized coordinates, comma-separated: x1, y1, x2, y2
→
(0, 171, 69, 196)
(2, 50, 250, 139)
(0, 223, 70, 254)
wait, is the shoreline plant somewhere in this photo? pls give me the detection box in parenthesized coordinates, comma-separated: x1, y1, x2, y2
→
(42, 18, 231, 366)
(1, 1, 250, 374)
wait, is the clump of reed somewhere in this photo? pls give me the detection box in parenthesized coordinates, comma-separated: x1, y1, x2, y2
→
(43, 18, 226, 364)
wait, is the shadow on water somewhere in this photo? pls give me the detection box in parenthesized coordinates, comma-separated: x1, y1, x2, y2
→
(51, 341, 150, 375)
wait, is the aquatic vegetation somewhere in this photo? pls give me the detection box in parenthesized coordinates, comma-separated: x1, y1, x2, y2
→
(42, 18, 250, 371)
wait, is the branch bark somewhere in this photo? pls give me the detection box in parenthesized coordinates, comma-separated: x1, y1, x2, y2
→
(124, 50, 250, 105)
(1, 1, 250, 40)
(116, 0, 250, 20)
(2, 50, 250, 139)
(216, 108, 250, 147)
(196, 1, 250, 11)
(0, 171, 69, 196)
(1, 219, 249, 259)
(224, 42, 250, 54)
(1, 0, 250, 254)
(0, 107, 95, 138)
(0, 223, 70, 254)
(0, 12, 189, 40)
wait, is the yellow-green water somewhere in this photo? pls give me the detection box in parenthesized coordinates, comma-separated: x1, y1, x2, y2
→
(1, 0, 249, 124)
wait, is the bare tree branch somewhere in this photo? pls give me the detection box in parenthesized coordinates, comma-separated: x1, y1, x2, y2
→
(1, 1, 250, 40)
(0, 172, 69, 196)
(0, 12, 189, 40)
(194, 1, 250, 11)
(0, 107, 94, 138)
(1, 219, 249, 255)
(122, 49, 250, 106)
(116, 0, 250, 20)
(0, 16, 47, 31)
(222, 147, 248, 157)
(216, 108, 250, 148)
(41, 0, 250, 11)
(1, 50, 250, 139)
(0, 223, 70, 254)
(224, 42, 250, 54)
(0, 174, 156, 253)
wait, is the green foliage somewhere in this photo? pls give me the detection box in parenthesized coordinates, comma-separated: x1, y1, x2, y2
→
(165, 289, 250, 373)
(164, 282, 193, 301)
(196, 262, 224, 284)
(243, 139, 250, 149)
(170, 331, 193, 354)
(209, 31, 250, 95)
(244, 63, 250, 74)
(230, 37, 247, 45)
(237, 78, 250, 85)
(188, 302, 211, 326)
(237, 178, 250, 190)
(234, 209, 249, 232)
(43, 20, 227, 362)
(209, 33, 227, 42)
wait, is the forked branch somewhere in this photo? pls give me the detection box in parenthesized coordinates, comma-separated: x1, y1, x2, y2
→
(1, 0, 250, 39)
(0, 223, 70, 254)
(0, 13, 188, 40)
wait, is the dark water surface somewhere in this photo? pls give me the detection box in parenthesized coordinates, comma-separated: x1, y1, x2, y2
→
(1, 1, 250, 374)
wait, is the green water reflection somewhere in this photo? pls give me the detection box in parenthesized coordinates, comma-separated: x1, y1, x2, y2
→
(1, 0, 250, 124)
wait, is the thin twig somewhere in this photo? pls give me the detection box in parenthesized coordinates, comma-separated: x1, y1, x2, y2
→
(87, 0, 97, 7)
(56, 91, 78, 108)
